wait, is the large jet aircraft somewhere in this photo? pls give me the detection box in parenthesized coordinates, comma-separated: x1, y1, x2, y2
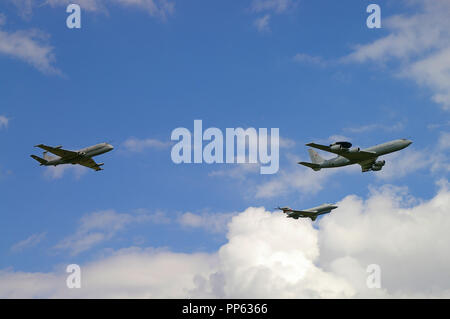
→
(298, 139, 412, 172)
(31, 143, 114, 171)
(276, 203, 338, 221)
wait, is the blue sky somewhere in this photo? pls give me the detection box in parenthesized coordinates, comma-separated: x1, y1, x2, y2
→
(1, 0, 450, 297)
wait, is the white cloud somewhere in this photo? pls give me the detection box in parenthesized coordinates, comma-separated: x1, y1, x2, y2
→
(208, 163, 260, 180)
(344, 122, 405, 134)
(122, 137, 171, 152)
(44, 165, 88, 180)
(293, 53, 326, 67)
(376, 137, 450, 180)
(54, 210, 168, 255)
(251, 0, 295, 14)
(0, 13, 6, 25)
(344, 0, 450, 110)
(250, 0, 296, 32)
(0, 116, 9, 129)
(12, 0, 174, 19)
(112, 0, 175, 20)
(438, 131, 450, 150)
(11, 232, 47, 252)
(253, 14, 271, 32)
(0, 26, 59, 74)
(254, 165, 338, 199)
(208, 136, 295, 179)
(2, 182, 450, 297)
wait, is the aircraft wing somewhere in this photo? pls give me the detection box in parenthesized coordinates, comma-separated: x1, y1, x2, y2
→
(35, 144, 77, 159)
(306, 143, 377, 161)
(78, 157, 103, 171)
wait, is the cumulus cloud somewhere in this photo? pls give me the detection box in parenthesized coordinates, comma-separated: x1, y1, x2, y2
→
(344, 0, 450, 110)
(250, 0, 296, 32)
(2, 182, 450, 297)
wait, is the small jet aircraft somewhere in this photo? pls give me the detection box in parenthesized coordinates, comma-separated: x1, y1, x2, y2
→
(298, 139, 412, 172)
(31, 142, 114, 171)
(276, 203, 338, 221)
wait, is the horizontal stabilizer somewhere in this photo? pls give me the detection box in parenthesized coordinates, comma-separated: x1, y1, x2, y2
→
(30, 155, 47, 166)
(298, 162, 321, 171)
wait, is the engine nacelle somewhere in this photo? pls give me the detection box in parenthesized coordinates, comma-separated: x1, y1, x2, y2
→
(374, 160, 386, 167)
(348, 147, 360, 153)
(78, 151, 86, 156)
(371, 165, 382, 171)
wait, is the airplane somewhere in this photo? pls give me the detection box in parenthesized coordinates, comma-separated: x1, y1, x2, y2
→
(276, 203, 338, 221)
(31, 142, 114, 171)
(298, 139, 412, 172)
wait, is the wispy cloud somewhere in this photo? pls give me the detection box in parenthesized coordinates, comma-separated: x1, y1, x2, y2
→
(253, 14, 270, 32)
(11, 0, 175, 20)
(343, 1, 450, 110)
(43, 165, 88, 180)
(0, 23, 60, 74)
(0, 116, 9, 129)
(11, 232, 47, 252)
(178, 212, 236, 233)
(344, 122, 405, 134)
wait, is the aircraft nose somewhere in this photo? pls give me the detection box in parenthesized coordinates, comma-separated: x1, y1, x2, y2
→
(108, 144, 114, 150)
(405, 139, 413, 146)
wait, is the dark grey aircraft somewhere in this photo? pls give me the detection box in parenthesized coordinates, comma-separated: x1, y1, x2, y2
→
(31, 143, 114, 171)
(277, 203, 338, 221)
(298, 139, 412, 172)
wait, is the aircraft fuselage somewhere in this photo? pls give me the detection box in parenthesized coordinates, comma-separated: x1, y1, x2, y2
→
(320, 139, 412, 168)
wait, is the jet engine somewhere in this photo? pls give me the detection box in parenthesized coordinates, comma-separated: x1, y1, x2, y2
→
(348, 147, 360, 153)
(78, 151, 86, 156)
(371, 160, 386, 171)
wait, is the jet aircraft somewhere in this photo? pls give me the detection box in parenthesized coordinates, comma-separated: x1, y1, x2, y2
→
(276, 203, 338, 221)
(31, 143, 114, 171)
(298, 139, 412, 172)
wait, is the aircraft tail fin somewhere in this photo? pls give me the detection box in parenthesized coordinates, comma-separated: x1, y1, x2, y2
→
(308, 149, 325, 164)
(30, 155, 48, 166)
(298, 161, 321, 171)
